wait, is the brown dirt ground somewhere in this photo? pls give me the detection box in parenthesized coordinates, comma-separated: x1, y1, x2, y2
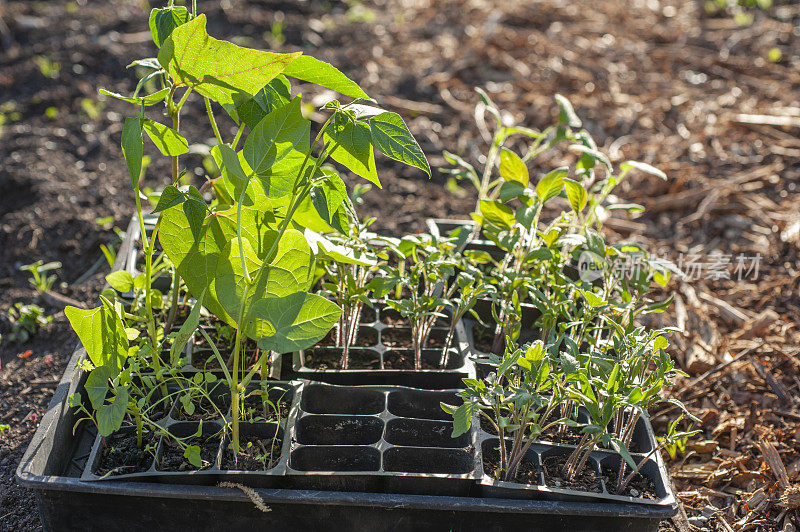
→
(1, 1, 799, 530)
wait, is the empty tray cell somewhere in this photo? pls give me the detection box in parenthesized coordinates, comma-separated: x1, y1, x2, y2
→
(387, 389, 462, 420)
(290, 446, 380, 472)
(301, 384, 385, 415)
(383, 447, 473, 474)
(296, 415, 384, 445)
(385, 418, 468, 448)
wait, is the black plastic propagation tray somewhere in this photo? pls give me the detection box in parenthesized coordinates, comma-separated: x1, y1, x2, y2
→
(16, 215, 679, 531)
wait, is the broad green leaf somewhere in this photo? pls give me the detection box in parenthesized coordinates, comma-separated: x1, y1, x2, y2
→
(85, 365, 114, 410)
(65, 303, 127, 371)
(252, 292, 341, 353)
(158, 15, 301, 107)
(369, 112, 430, 177)
(499, 148, 529, 186)
(498, 180, 526, 203)
(216, 144, 248, 186)
(479, 200, 515, 228)
(214, 239, 262, 324)
(149, 6, 190, 48)
(536, 167, 567, 203)
(106, 271, 134, 292)
(121, 117, 143, 189)
(97, 388, 128, 437)
(309, 170, 349, 234)
(143, 119, 189, 156)
(160, 200, 278, 324)
(325, 113, 379, 186)
(621, 160, 667, 180)
(152, 185, 185, 214)
(99, 88, 170, 106)
(242, 97, 309, 197)
(304, 229, 377, 266)
(282, 55, 368, 99)
(564, 178, 587, 212)
(234, 76, 292, 129)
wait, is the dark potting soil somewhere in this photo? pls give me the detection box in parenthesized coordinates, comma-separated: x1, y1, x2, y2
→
(380, 308, 410, 326)
(194, 328, 257, 352)
(304, 348, 380, 370)
(190, 349, 222, 370)
(360, 306, 377, 324)
(482, 445, 539, 485)
(323, 326, 379, 347)
(479, 414, 499, 435)
(243, 389, 291, 422)
(381, 327, 413, 347)
(222, 435, 283, 471)
(94, 430, 155, 477)
(383, 350, 437, 369)
(472, 323, 498, 353)
(601, 463, 658, 499)
(538, 425, 585, 445)
(541, 454, 602, 493)
(157, 434, 219, 472)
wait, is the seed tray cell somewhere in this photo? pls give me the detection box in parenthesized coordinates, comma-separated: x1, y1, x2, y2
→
(276, 303, 475, 389)
(284, 383, 480, 496)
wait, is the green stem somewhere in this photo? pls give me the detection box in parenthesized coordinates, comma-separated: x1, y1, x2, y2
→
(205, 97, 224, 145)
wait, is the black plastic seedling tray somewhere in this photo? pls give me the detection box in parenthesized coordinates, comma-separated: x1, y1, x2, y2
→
(284, 383, 479, 495)
(276, 302, 475, 389)
(17, 215, 679, 531)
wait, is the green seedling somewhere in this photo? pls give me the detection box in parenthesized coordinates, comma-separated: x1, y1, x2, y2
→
(20, 260, 62, 293)
(4, 303, 52, 344)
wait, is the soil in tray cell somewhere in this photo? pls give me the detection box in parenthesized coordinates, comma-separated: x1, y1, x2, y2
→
(600, 463, 658, 499)
(302, 348, 380, 370)
(381, 328, 446, 349)
(301, 384, 385, 415)
(222, 425, 283, 471)
(296, 415, 384, 445)
(383, 348, 460, 369)
(472, 323, 499, 353)
(541, 453, 602, 493)
(94, 429, 156, 477)
(157, 424, 221, 472)
(320, 326, 378, 348)
(172, 386, 228, 422)
(380, 307, 409, 326)
(242, 386, 292, 423)
(481, 442, 540, 485)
